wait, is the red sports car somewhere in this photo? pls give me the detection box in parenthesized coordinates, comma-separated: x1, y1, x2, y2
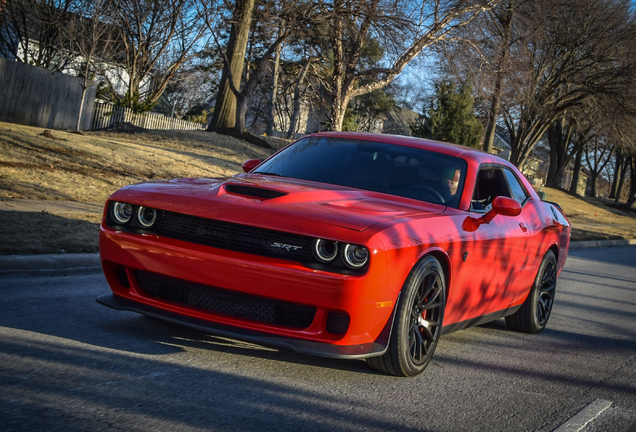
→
(98, 132, 570, 376)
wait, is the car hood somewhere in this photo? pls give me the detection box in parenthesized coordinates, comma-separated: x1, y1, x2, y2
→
(110, 175, 445, 232)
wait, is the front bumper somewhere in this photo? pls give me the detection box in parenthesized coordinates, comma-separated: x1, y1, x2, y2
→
(99, 224, 398, 356)
(97, 292, 393, 359)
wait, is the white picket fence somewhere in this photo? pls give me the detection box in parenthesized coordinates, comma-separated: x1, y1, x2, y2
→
(91, 102, 205, 131)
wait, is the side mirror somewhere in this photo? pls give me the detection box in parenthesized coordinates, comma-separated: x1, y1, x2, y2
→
(491, 196, 522, 217)
(241, 159, 261, 173)
(463, 196, 522, 231)
(482, 196, 521, 223)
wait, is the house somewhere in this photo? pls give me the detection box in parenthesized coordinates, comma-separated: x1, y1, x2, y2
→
(0, 5, 150, 101)
(492, 126, 588, 195)
(380, 106, 420, 136)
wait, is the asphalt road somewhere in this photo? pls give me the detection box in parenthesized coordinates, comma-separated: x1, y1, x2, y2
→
(0, 246, 634, 432)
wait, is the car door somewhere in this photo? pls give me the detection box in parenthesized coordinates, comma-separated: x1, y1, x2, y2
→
(447, 164, 536, 324)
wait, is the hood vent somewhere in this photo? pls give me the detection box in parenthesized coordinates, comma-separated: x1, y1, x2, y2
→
(225, 184, 287, 200)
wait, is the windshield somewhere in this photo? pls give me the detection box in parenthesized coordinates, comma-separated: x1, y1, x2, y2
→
(254, 136, 467, 208)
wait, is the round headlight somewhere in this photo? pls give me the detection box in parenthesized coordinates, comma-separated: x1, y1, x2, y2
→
(313, 239, 338, 263)
(343, 244, 369, 269)
(111, 202, 133, 224)
(137, 206, 157, 228)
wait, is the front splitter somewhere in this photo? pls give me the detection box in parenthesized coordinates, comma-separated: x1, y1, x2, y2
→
(96, 292, 392, 359)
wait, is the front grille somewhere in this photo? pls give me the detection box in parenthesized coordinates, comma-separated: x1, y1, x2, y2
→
(225, 184, 287, 200)
(152, 211, 314, 262)
(135, 270, 317, 329)
(105, 202, 368, 275)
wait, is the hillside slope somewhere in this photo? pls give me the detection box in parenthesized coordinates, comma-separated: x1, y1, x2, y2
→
(1, 121, 634, 254)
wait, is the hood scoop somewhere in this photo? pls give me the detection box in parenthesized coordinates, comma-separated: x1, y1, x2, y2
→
(225, 184, 287, 200)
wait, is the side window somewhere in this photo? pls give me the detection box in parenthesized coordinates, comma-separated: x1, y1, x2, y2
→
(471, 167, 512, 211)
(503, 169, 529, 205)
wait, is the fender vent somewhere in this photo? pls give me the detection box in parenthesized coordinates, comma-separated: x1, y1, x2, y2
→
(225, 184, 287, 200)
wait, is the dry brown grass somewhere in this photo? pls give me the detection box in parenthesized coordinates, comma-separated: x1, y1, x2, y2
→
(0, 122, 279, 202)
(1, 121, 634, 254)
(0, 121, 281, 254)
(538, 187, 636, 241)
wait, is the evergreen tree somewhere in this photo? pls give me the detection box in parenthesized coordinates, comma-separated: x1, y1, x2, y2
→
(342, 88, 395, 132)
(424, 81, 483, 148)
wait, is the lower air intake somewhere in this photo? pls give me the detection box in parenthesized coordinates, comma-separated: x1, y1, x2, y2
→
(134, 270, 316, 329)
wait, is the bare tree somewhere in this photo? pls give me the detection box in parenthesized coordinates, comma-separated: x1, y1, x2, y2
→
(545, 107, 595, 189)
(207, 0, 313, 132)
(265, 35, 282, 136)
(315, 0, 498, 132)
(505, 0, 636, 168)
(627, 151, 636, 209)
(207, 0, 255, 130)
(608, 113, 636, 205)
(609, 147, 630, 203)
(440, 0, 636, 175)
(568, 146, 584, 195)
(63, 0, 117, 130)
(285, 58, 315, 138)
(0, 0, 77, 70)
(161, 59, 219, 120)
(105, 0, 210, 112)
(584, 136, 614, 198)
(480, 1, 515, 153)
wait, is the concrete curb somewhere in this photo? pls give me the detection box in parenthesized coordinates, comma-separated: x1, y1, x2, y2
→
(0, 253, 101, 277)
(568, 238, 636, 249)
(0, 238, 634, 277)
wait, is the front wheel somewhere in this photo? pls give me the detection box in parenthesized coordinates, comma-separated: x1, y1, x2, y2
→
(367, 256, 446, 377)
(505, 250, 557, 333)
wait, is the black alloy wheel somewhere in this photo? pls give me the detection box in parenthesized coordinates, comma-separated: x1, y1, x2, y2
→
(367, 255, 446, 377)
(506, 250, 557, 333)
(536, 255, 557, 327)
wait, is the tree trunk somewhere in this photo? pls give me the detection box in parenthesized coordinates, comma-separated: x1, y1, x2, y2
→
(330, 0, 346, 131)
(483, 71, 504, 154)
(509, 144, 524, 169)
(546, 118, 573, 188)
(546, 143, 564, 189)
(76, 86, 88, 131)
(235, 95, 250, 132)
(609, 147, 623, 199)
(208, 0, 255, 131)
(614, 166, 626, 206)
(265, 41, 281, 136)
(589, 172, 599, 198)
(614, 154, 629, 206)
(483, 3, 513, 154)
(330, 98, 350, 132)
(287, 59, 312, 139)
(626, 154, 636, 209)
(569, 146, 583, 195)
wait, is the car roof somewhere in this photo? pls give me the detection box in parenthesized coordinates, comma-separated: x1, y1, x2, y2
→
(310, 131, 504, 165)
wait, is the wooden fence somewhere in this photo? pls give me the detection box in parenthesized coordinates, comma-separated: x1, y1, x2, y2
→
(0, 58, 205, 131)
(0, 57, 95, 130)
(91, 102, 205, 131)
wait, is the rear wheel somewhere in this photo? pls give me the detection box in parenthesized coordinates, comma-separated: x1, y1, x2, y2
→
(367, 255, 446, 377)
(505, 250, 557, 333)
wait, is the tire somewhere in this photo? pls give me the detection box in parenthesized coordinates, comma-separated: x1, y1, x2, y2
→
(505, 250, 557, 334)
(367, 255, 446, 377)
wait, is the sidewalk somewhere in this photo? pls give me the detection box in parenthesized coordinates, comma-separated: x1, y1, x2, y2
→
(1, 239, 635, 277)
(0, 198, 103, 214)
